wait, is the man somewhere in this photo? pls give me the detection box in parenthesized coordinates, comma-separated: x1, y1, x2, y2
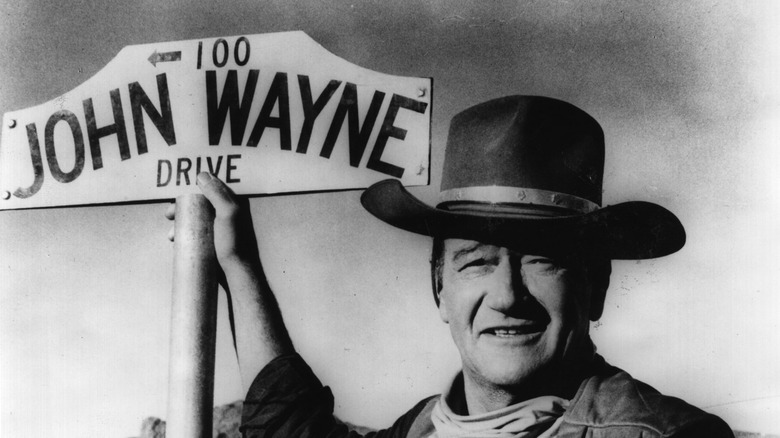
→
(178, 95, 734, 436)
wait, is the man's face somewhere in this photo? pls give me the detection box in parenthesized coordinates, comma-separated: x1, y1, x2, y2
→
(438, 238, 599, 389)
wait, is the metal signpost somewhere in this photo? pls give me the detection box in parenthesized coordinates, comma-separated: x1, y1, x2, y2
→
(0, 31, 431, 438)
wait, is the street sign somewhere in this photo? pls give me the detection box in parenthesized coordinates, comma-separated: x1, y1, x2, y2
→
(0, 31, 432, 210)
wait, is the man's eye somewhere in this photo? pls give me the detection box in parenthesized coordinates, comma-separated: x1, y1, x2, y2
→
(524, 257, 554, 265)
(459, 259, 487, 271)
(522, 256, 563, 274)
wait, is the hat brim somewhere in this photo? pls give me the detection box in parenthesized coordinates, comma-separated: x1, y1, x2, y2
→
(360, 179, 686, 260)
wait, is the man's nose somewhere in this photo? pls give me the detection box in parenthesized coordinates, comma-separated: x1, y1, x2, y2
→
(484, 258, 528, 312)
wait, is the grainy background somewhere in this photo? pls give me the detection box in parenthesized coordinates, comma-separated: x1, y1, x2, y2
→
(1, 1, 778, 436)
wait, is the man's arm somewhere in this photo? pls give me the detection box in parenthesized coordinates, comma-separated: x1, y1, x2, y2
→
(168, 172, 294, 391)
(168, 173, 435, 437)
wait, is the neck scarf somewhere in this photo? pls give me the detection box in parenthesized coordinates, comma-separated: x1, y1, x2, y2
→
(428, 382, 569, 438)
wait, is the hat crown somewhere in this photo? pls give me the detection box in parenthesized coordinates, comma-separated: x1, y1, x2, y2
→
(441, 96, 605, 208)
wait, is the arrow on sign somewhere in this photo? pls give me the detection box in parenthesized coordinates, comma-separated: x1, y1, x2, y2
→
(148, 50, 182, 67)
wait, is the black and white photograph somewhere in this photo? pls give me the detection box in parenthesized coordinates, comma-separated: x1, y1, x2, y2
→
(0, 2, 777, 437)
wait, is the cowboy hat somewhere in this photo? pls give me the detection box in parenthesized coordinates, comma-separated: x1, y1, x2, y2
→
(360, 95, 685, 260)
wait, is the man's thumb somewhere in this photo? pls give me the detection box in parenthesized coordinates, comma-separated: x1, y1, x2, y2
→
(197, 172, 238, 215)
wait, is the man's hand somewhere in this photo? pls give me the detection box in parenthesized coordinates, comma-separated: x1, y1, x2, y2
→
(165, 172, 294, 391)
(166, 172, 260, 269)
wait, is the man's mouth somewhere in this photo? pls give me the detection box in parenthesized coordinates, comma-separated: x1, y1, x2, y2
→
(485, 323, 546, 337)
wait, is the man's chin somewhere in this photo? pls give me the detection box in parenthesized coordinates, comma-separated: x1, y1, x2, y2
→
(472, 359, 546, 389)
(462, 338, 560, 389)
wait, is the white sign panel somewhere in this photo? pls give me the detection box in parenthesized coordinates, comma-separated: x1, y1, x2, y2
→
(0, 31, 431, 210)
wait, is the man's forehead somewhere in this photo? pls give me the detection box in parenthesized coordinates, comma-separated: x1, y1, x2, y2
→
(444, 238, 482, 249)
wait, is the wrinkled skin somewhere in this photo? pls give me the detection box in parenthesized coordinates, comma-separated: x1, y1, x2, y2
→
(437, 238, 607, 413)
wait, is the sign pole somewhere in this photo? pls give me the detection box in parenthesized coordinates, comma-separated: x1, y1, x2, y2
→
(166, 194, 219, 438)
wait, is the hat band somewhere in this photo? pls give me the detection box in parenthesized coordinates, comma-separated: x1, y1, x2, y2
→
(438, 186, 599, 214)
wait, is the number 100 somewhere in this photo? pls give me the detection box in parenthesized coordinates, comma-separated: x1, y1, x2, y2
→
(197, 36, 251, 69)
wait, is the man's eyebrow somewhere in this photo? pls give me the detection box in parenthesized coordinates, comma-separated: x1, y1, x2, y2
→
(450, 242, 488, 262)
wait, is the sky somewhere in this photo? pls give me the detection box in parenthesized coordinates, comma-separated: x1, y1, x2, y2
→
(1, 1, 779, 436)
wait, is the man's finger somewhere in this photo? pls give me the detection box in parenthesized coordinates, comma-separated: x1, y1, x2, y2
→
(197, 172, 238, 215)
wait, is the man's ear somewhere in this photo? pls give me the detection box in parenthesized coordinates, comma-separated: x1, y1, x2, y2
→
(438, 289, 450, 323)
(588, 259, 611, 321)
